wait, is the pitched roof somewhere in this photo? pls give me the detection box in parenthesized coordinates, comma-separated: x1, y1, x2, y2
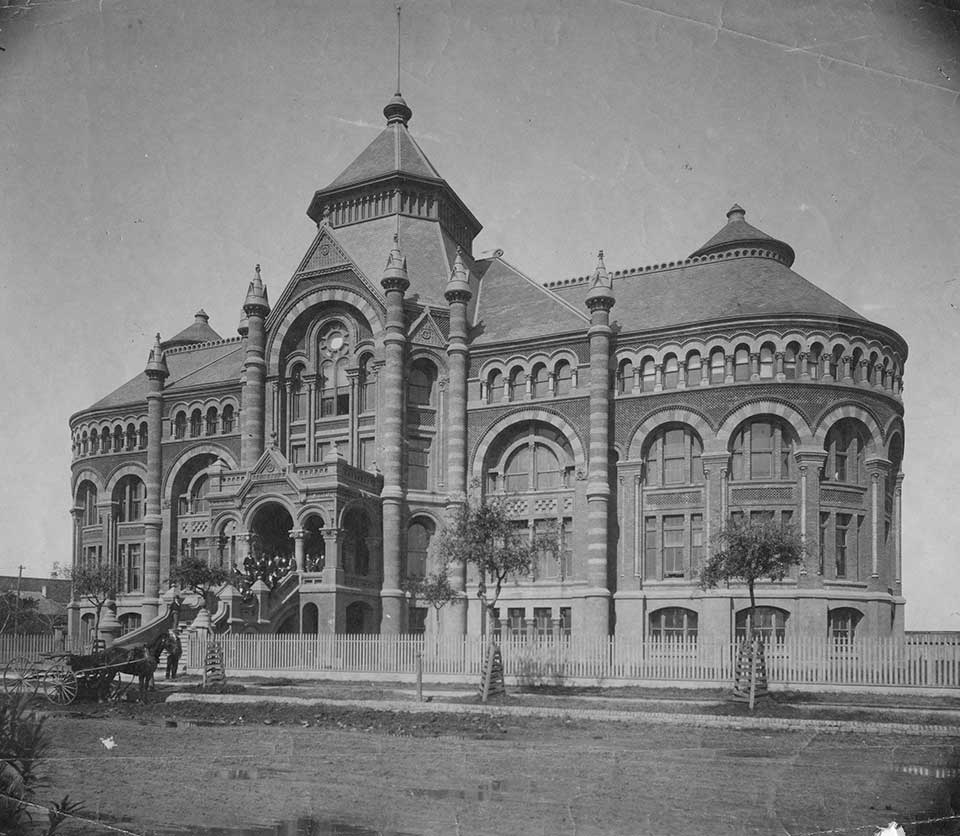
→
(471, 258, 589, 345)
(82, 339, 245, 413)
(0, 576, 72, 604)
(330, 214, 467, 308)
(325, 122, 443, 191)
(549, 253, 865, 333)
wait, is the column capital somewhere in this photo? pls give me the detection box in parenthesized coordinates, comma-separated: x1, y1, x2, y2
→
(864, 456, 892, 474)
(289, 528, 306, 541)
(794, 449, 828, 467)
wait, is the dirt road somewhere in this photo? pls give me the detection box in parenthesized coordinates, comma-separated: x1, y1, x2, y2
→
(40, 701, 960, 835)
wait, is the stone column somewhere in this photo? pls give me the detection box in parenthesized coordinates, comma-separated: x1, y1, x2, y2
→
(795, 450, 827, 580)
(775, 351, 785, 381)
(444, 251, 472, 634)
(290, 529, 305, 572)
(653, 363, 663, 392)
(677, 360, 687, 389)
(749, 352, 760, 380)
(583, 252, 615, 638)
(379, 237, 409, 633)
(865, 457, 891, 584)
(798, 352, 810, 381)
(724, 354, 734, 384)
(143, 334, 168, 621)
(701, 453, 730, 551)
(894, 471, 904, 590)
(241, 265, 270, 468)
(321, 528, 344, 586)
(841, 355, 853, 383)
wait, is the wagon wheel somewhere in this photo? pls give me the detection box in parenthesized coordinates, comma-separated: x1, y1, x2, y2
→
(3, 657, 39, 697)
(44, 669, 78, 705)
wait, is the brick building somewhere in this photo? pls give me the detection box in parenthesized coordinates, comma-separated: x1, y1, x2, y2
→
(68, 90, 907, 643)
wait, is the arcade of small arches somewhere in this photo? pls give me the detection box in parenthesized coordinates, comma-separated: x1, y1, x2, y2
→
(72, 419, 149, 458)
(474, 334, 903, 407)
(170, 401, 237, 441)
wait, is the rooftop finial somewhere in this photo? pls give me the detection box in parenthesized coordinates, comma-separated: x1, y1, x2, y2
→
(396, 3, 402, 96)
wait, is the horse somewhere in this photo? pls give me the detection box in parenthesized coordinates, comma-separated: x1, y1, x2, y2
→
(67, 647, 130, 702)
(117, 640, 164, 702)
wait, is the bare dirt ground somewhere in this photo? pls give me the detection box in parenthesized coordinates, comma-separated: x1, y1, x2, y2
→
(34, 692, 960, 836)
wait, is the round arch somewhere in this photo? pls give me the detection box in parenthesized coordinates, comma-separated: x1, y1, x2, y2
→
(71, 468, 105, 495)
(716, 400, 812, 447)
(266, 287, 385, 377)
(104, 461, 148, 494)
(627, 407, 716, 459)
(240, 494, 298, 531)
(812, 403, 885, 453)
(471, 410, 586, 482)
(295, 504, 335, 527)
(162, 445, 239, 505)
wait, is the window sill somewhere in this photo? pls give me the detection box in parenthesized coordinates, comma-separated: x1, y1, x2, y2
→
(822, 580, 868, 588)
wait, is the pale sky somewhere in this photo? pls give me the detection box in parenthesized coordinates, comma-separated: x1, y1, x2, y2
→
(1, 0, 958, 629)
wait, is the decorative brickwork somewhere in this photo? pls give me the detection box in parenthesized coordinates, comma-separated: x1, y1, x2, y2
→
(644, 489, 704, 507)
(730, 486, 795, 505)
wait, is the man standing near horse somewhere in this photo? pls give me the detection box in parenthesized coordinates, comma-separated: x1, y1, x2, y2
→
(165, 629, 182, 680)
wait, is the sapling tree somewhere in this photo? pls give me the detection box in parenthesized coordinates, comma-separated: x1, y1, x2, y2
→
(434, 498, 558, 641)
(68, 563, 120, 639)
(699, 517, 806, 638)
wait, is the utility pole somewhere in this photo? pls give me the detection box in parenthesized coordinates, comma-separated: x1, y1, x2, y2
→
(13, 564, 23, 635)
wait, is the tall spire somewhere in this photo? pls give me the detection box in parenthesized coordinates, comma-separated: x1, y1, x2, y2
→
(383, 3, 412, 125)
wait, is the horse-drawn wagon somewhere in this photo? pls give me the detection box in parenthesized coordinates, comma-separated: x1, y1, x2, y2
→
(2, 636, 166, 704)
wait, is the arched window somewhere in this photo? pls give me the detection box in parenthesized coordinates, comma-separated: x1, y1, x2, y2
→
(77, 481, 98, 526)
(507, 366, 525, 401)
(617, 359, 634, 394)
(189, 474, 210, 514)
(644, 425, 703, 488)
(709, 349, 725, 384)
(686, 352, 702, 386)
(504, 442, 561, 492)
(407, 519, 435, 579)
(81, 431, 89, 456)
(205, 406, 219, 435)
(783, 343, 799, 380)
(102, 427, 112, 454)
(663, 355, 679, 389)
(487, 369, 505, 403)
(174, 413, 186, 440)
(824, 419, 868, 484)
(640, 359, 656, 392)
(112, 425, 123, 453)
(759, 344, 775, 379)
(125, 424, 137, 451)
(554, 361, 572, 396)
(531, 363, 549, 398)
(288, 365, 305, 422)
(730, 419, 794, 481)
(221, 405, 234, 434)
(735, 607, 788, 644)
(90, 429, 99, 454)
(829, 346, 844, 380)
(114, 475, 145, 523)
(408, 360, 436, 407)
(487, 423, 573, 494)
(358, 355, 376, 413)
(189, 410, 202, 438)
(649, 608, 698, 642)
(828, 608, 861, 645)
(807, 344, 822, 380)
(734, 346, 750, 382)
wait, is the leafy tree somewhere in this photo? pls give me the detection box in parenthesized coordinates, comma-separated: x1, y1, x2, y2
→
(168, 555, 230, 612)
(67, 563, 119, 638)
(699, 518, 805, 709)
(434, 498, 558, 638)
(403, 570, 458, 627)
(699, 517, 806, 636)
(0, 594, 52, 635)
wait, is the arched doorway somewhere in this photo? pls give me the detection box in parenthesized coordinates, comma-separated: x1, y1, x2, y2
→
(302, 602, 319, 634)
(246, 503, 295, 588)
(303, 514, 326, 572)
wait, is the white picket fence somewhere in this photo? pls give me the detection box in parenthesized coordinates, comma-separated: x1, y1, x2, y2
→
(181, 633, 960, 690)
(2, 632, 955, 691)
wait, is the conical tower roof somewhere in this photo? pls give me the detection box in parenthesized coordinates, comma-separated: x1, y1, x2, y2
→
(161, 309, 222, 350)
(689, 204, 795, 266)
